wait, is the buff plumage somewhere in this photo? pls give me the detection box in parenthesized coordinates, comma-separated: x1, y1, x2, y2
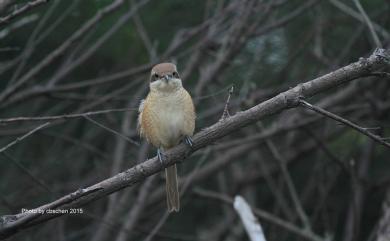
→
(138, 63, 195, 212)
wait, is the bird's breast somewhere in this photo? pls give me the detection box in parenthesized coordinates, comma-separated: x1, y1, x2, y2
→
(157, 96, 185, 136)
(143, 90, 194, 148)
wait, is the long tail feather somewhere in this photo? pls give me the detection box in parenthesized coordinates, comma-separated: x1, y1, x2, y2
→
(165, 164, 180, 212)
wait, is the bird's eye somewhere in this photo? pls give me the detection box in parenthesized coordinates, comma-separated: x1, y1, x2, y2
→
(172, 72, 179, 78)
(151, 73, 159, 82)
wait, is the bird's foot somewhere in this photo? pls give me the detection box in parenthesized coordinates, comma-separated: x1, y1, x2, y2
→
(157, 148, 166, 165)
(184, 135, 194, 147)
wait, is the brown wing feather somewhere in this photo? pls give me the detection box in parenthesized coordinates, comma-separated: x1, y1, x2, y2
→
(181, 89, 196, 136)
(137, 99, 145, 137)
(139, 93, 164, 148)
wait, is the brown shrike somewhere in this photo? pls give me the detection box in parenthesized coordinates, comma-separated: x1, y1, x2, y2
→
(138, 63, 195, 212)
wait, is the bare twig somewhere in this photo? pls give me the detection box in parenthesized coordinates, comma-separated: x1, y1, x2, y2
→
(115, 176, 157, 241)
(262, 124, 312, 230)
(142, 211, 170, 241)
(351, 0, 382, 48)
(46, 0, 151, 86)
(363, 72, 390, 78)
(220, 85, 234, 120)
(0, 14, 38, 39)
(0, 0, 49, 27)
(2, 152, 52, 193)
(0, 108, 136, 124)
(83, 115, 140, 147)
(299, 99, 390, 149)
(130, 0, 157, 61)
(0, 0, 126, 103)
(0, 122, 50, 154)
(329, 0, 390, 39)
(7, 0, 60, 86)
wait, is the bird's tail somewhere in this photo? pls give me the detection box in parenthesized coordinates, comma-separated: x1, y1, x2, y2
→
(165, 164, 180, 212)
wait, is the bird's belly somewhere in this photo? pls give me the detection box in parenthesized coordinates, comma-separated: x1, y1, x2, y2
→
(152, 102, 186, 148)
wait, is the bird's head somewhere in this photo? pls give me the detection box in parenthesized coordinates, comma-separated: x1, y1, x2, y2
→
(149, 63, 182, 92)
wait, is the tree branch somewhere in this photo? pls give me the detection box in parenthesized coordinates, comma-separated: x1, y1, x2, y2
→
(234, 195, 267, 241)
(0, 108, 136, 123)
(0, 122, 50, 154)
(299, 99, 390, 149)
(351, 0, 382, 48)
(0, 0, 49, 27)
(0, 48, 388, 240)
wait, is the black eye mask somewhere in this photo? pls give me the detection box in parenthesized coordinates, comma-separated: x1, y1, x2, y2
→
(150, 73, 160, 82)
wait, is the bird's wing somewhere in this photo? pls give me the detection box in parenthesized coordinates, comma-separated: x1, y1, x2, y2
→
(138, 99, 145, 113)
(137, 99, 145, 136)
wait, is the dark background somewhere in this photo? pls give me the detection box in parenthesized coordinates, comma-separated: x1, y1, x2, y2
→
(0, 0, 389, 240)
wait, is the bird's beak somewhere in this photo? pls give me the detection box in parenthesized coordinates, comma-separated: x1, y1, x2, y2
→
(163, 75, 171, 82)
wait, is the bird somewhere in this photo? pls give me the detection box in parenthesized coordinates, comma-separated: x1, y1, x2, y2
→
(138, 62, 195, 212)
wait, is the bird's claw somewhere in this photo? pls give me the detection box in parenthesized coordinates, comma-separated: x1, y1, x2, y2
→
(157, 148, 165, 165)
(184, 136, 194, 147)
